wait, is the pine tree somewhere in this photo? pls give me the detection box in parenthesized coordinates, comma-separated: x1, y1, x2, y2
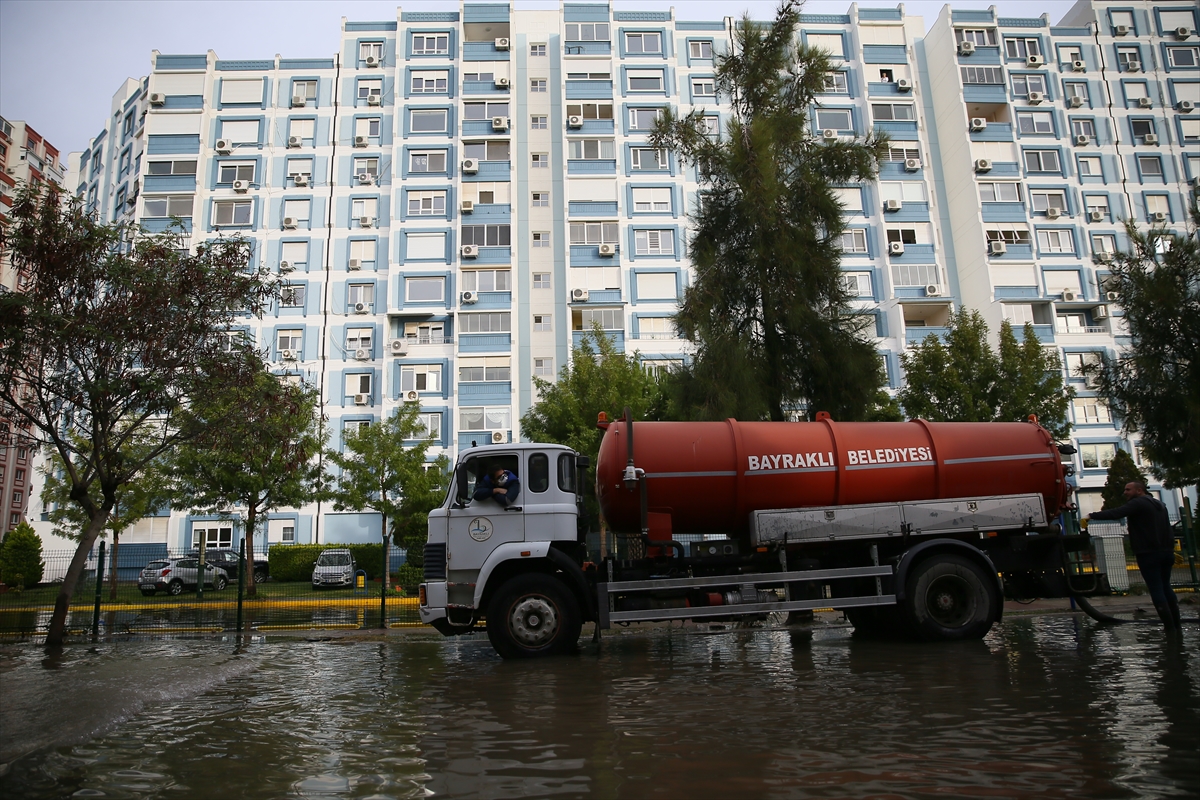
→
(1100, 448, 1148, 510)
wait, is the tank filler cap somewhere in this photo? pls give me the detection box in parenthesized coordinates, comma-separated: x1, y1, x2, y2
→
(815, 411, 832, 421)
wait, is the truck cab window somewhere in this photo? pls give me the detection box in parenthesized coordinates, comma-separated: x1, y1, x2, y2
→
(528, 453, 550, 493)
(558, 453, 577, 493)
(465, 456, 519, 502)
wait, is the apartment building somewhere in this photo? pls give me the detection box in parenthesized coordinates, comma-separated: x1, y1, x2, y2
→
(60, 1, 1197, 550)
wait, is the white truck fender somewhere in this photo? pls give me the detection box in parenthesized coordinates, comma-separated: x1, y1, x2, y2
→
(472, 541, 552, 608)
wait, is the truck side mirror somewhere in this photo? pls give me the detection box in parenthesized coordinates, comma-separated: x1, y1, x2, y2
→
(575, 455, 590, 471)
(455, 465, 469, 506)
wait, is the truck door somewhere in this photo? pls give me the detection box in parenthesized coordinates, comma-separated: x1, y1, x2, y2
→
(522, 451, 580, 543)
(446, 453, 525, 573)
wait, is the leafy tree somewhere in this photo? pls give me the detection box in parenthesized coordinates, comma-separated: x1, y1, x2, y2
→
(1100, 448, 1148, 511)
(1089, 216, 1200, 487)
(898, 310, 1073, 438)
(0, 522, 45, 590)
(521, 326, 665, 526)
(649, 0, 889, 422)
(0, 186, 274, 645)
(170, 371, 325, 596)
(325, 406, 449, 613)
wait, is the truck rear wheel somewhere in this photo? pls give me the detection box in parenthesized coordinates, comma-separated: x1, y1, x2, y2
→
(486, 574, 581, 659)
(904, 555, 997, 641)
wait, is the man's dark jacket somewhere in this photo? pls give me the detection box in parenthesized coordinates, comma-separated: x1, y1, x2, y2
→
(1091, 494, 1173, 554)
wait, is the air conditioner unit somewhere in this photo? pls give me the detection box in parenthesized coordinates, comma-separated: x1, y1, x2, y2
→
(1093, 305, 1108, 319)
(1046, 207, 1061, 219)
(492, 116, 510, 132)
(359, 216, 374, 228)
(460, 199, 474, 213)
(925, 284, 941, 296)
(1089, 210, 1104, 222)
(567, 115, 584, 128)
(293, 174, 309, 187)
(215, 139, 233, 154)
(884, 199, 902, 212)
(1151, 211, 1167, 223)
(1179, 100, 1196, 112)
(1138, 97, 1153, 108)
(1096, 252, 1114, 263)
(280, 260, 292, 271)
(1084, 374, 1101, 388)
(889, 241, 905, 255)
(1105, 291, 1120, 302)
(232, 179, 249, 193)
(405, 390, 420, 402)
(1176, 26, 1193, 40)
(1143, 133, 1158, 145)
(989, 240, 1007, 255)
(958, 41, 976, 56)
(354, 348, 370, 361)
(354, 302, 369, 314)
(495, 37, 510, 51)
(348, 258, 361, 270)
(282, 216, 298, 229)
(281, 349, 297, 360)
(1114, 24, 1130, 37)
(354, 393, 369, 405)
(571, 288, 589, 302)
(598, 243, 616, 256)
(1027, 91, 1044, 104)
(1070, 96, 1084, 108)
(357, 172, 375, 185)
(460, 290, 478, 304)
(288, 135, 302, 148)
(1075, 134, 1090, 146)
(149, 92, 166, 106)
(1072, 60, 1086, 72)
(291, 95, 307, 108)
(896, 78, 912, 92)
(904, 158, 920, 172)
(822, 128, 838, 140)
(1193, 176, 1200, 189)
(495, 77, 510, 88)
(1026, 55, 1045, 68)
(492, 430, 506, 444)
(461, 244, 479, 258)
(389, 338, 408, 355)
(367, 95, 381, 106)
(1125, 60, 1141, 72)
(354, 135, 368, 148)
(1061, 289, 1077, 302)
(462, 158, 479, 174)
(970, 117, 987, 131)
(974, 158, 993, 172)
(365, 55, 380, 67)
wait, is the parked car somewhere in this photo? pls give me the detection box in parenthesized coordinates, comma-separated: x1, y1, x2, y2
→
(312, 549, 356, 590)
(189, 549, 270, 583)
(139, 558, 230, 596)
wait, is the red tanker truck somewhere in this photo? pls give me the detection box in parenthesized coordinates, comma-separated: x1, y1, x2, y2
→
(420, 413, 1091, 658)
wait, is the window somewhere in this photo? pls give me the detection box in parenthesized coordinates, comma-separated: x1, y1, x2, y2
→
(1024, 150, 1061, 173)
(531, 153, 549, 168)
(986, 229, 1032, 244)
(410, 109, 447, 133)
(635, 229, 674, 255)
(879, 182, 927, 202)
(1011, 74, 1046, 97)
(1181, 119, 1200, 142)
(1078, 156, 1102, 176)
(346, 327, 373, 353)
(293, 79, 317, 102)
(349, 239, 377, 269)
(690, 40, 713, 59)
(978, 182, 1021, 202)
(1131, 119, 1155, 139)
(568, 139, 616, 159)
(534, 357, 554, 377)
(532, 232, 551, 248)
(1003, 304, 1036, 325)
(416, 413, 442, 439)
(567, 102, 614, 120)
(353, 158, 380, 181)
(346, 373, 373, 398)
(566, 71, 613, 80)
(217, 162, 255, 183)
(823, 72, 849, 93)
(625, 32, 661, 54)
(408, 190, 446, 216)
(1084, 195, 1109, 216)
(841, 273, 872, 297)
(531, 192, 549, 207)
(1137, 156, 1163, 177)
(839, 229, 868, 253)
(1030, 190, 1066, 213)
(533, 314, 552, 332)
(1004, 38, 1041, 59)
(533, 273, 551, 289)
(531, 115, 548, 130)
(572, 307, 623, 330)
(280, 284, 305, 307)
(462, 68, 497, 82)
(630, 148, 666, 170)
(1145, 195, 1169, 218)
(891, 263, 940, 286)
(278, 328, 303, 352)
(1092, 234, 1116, 255)
(1080, 443, 1117, 469)
(348, 283, 374, 307)
(1071, 119, 1096, 140)
(887, 229, 918, 245)
(629, 108, 663, 130)
(570, 221, 619, 244)
(530, 79, 548, 93)
(411, 71, 448, 94)
(632, 187, 671, 212)
(1117, 48, 1141, 71)
(464, 101, 509, 120)
(1058, 45, 1082, 65)
(960, 66, 1005, 85)
(815, 109, 852, 131)
(1065, 82, 1087, 102)
(692, 78, 716, 97)
(192, 526, 234, 549)
(460, 269, 510, 292)
(412, 34, 449, 55)
(698, 116, 719, 138)
(1016, 112, 1054, 134)
(459, 406, 511, 431)
(565, 23, 610, 41)
(405, 321, 445, 344)
(147, 159, 197, 176)
(1037, 229, 1074, 253)
(351, 197, 377, 223)
(459, 312, 511, 333)
(1168, 47, 1199, 68)
(1065, 351, 1101, 379)
(287, 158, 313, 181)
(409, 151, 447, 175)
(1110, 10, 1134, 31)
(214, 200, 252, 225)
(637, 317, 675, 339)
(360, 41, 383, 62)
(871, 103, 915, 121)
(530, 44, 547, 57)
(461, 224, 511, 246)
(289, 118, 315, 143)
(807, 34, 844, 58)
(358, 80, 382, 101)
(402, 364, 442, 392)
(143, 195, 194, 217)
(885, 148, 921, 162)
(628, 70, 664, 91)
(957, 28, 997, 46)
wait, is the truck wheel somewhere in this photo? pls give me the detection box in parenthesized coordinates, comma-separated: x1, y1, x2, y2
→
(486, 574, 581, 659)
(904, 555, 997, 641)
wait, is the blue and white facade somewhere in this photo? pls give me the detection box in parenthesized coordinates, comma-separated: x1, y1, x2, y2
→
(62, 1, 1198, 550)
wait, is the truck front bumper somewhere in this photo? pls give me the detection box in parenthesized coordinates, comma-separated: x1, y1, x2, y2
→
(419, 581, 448, 624)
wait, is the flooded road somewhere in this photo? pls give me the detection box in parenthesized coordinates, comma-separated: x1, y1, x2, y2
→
(1, 617, 1197, 799)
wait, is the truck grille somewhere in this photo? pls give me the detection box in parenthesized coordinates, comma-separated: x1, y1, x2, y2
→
(423, 543, 447, 581)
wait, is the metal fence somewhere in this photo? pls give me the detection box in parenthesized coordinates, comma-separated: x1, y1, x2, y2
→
(1086, 523, 1200, 594)
(0, 543, 425, 638)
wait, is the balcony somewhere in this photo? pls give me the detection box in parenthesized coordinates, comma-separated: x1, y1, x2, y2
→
(564, 42, 612, 57)
(572, 330, 624, 350)
(970, 122, 1013, 142)
(567, 159, 617, 175)
(566, 81, 613, 100)
(568, 201, 618, 216)
(905, 326, 950, 344)
(462, 160, 510, 181)
(457, 333, 511, 352)
(464, 42, 511, 61)
(458, 382, 513, 402)
(981, 202, 1027, 223)
(874, 120, 919, 140)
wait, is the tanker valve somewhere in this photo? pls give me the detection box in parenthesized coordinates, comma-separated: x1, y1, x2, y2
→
(623, 465, 643, 490)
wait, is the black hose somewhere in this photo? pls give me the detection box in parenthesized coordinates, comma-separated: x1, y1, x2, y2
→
(1070, 594, 1127, 625)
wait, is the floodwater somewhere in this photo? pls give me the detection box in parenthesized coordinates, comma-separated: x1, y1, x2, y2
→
(1, 617, 1197, 799)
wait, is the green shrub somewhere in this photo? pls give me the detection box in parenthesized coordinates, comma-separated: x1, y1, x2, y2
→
(0, 523, 45, 589)
(395, 562, 424, 590)
(268, 542, 390, 582)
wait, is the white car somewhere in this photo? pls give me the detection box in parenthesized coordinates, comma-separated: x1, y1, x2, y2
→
(311, 549, 356, 589)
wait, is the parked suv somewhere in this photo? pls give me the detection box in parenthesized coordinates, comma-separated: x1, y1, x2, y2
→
(190, 549, 270, 584)
(139, 558, 230, 596)
(312, 549, 356, 589)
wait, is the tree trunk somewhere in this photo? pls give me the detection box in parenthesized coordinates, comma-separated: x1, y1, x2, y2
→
(46, 509, 112, 647)
(244, 503, 258, 597)
(108, 532, 120, 601)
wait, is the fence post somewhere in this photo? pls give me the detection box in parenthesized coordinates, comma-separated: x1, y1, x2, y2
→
(1182, 496, 1198, 588)
(236, 538, 245, 639)
(92, 540, 106, 639)
(380, 535, 388, 630)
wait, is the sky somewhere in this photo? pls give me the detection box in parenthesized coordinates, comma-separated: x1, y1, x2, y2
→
(1, 0, 1078, 157)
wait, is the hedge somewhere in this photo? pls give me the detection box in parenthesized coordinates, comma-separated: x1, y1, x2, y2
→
(268, 543, 397, 582)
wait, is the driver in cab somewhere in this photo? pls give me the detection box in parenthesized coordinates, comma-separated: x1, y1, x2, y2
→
(473, 465, 520, 508)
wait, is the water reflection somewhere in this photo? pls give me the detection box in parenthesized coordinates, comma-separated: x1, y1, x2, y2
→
(0, 618, 1196, 798)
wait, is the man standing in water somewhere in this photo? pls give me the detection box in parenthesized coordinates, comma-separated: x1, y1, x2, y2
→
(1089, 481, 1181, 631)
